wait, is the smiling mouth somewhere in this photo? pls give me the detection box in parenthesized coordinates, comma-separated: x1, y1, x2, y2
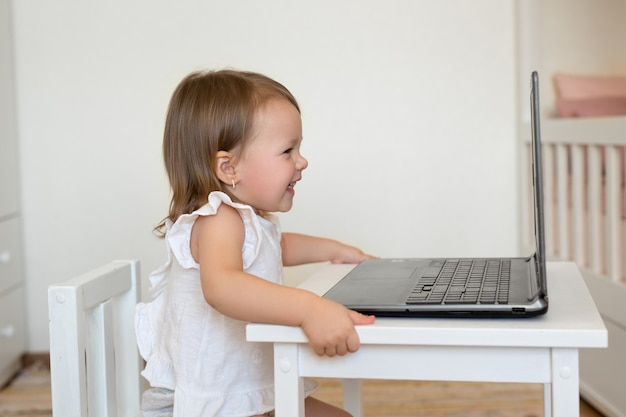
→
(287, 182, 296, 189)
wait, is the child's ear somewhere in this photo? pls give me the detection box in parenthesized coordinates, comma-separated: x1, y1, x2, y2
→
(215, 151, 237, 184)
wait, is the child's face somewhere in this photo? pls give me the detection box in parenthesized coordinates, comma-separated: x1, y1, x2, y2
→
(232, 98, 308, 212)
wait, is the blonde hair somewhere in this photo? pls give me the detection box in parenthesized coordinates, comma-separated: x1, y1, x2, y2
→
(155, 69, 300, 236)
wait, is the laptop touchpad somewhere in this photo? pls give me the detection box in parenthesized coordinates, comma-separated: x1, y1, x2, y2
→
(324, 259, 429, 305)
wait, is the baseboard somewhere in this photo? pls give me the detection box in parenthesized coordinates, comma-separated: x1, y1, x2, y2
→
(581, 379, 626, 417)
(0, 358, 21, 389)
(21, 352, 50, 370)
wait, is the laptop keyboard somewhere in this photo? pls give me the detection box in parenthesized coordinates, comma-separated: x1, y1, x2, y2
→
(406, 259, 511, 305)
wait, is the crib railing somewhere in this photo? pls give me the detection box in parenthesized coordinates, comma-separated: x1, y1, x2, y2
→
(520, 117, 626, 285)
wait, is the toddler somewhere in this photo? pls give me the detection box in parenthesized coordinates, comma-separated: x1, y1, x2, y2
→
(135, 69, 375, 417)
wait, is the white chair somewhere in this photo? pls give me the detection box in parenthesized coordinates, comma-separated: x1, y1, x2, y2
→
(48, 260, 143, 417)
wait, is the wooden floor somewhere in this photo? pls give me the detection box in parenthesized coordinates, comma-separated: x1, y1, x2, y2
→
(314, 378, 604, 417)
(0, 363, 605, 417)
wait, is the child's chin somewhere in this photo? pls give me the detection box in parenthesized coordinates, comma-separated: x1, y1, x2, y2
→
(278, 201, 294, 212)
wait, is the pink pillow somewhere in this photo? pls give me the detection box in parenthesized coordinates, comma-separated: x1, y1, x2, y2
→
(556, 96, 626, 118)
(553, 73, 626, 100)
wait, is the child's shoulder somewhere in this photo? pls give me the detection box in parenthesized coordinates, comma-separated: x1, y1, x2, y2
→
(179, 192, 252, 222)
(179, 191, 269, 230)
(193, 199, 241, 231)
(170, 191, 278, 237)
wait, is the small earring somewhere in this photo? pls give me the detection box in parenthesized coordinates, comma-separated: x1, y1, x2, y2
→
(231, 179, 236, 189)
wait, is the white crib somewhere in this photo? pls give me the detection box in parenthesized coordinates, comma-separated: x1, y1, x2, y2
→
(521, 116, 626, 417)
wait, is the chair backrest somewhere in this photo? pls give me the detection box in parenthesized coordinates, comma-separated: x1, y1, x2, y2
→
(48, 260, 142, 417)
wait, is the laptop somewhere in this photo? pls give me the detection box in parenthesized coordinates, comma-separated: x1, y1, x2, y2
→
(323, 71, 549, 318)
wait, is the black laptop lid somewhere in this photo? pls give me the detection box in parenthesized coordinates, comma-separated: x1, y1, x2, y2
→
(530, 71, 548, 299)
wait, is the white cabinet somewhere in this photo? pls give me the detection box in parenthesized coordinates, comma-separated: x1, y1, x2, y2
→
(0, 286, 26, 386)
(0, 220, 23, 293)
(0, 0, 26, 387)
(0, 1, 18, 220)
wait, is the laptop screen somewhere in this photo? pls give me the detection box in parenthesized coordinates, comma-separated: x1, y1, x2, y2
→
(530, 71, 548, 298)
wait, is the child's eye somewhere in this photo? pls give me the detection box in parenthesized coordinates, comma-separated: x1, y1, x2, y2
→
(283, 148, 293, 154)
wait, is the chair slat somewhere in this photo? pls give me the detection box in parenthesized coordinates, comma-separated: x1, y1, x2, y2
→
(87, 299, 117, 417)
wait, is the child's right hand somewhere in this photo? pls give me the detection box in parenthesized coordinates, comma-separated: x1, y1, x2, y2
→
(300, 298, 375, 356)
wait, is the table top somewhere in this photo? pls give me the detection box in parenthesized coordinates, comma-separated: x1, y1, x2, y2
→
(247, 262, 607, 349)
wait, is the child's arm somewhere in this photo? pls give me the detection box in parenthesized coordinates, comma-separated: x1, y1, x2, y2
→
(191, 205, 375, 356)
(281, 232, 374, 266)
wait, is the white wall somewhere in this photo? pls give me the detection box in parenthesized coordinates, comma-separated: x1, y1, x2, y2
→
(12, 0, 518, 352)
(535, 0, 626, 116)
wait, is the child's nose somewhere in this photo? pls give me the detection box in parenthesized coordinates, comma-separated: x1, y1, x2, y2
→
(298, 154, 308, 170)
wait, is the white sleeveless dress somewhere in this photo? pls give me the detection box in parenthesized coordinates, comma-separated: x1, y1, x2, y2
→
(135, 192, 317, 417)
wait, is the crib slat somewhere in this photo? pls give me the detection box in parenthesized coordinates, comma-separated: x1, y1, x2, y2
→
(521, 142, 533, 251)
(587, 146, 603, 275)
(570, 145, 586, 267)
(605, 146, 621, 282)
(543, 145, 556, 257)
(556, 144, 569, 260)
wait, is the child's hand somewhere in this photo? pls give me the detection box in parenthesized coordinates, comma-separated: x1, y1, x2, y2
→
(330, 243, 376, 264)
(301, 298, 375, 356)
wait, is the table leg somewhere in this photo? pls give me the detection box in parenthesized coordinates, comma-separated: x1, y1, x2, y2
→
(550, 348, 579, 417)
(342, 379, 362, 417)
(274, 343, 305, 417)
(543, 384, 551, 417)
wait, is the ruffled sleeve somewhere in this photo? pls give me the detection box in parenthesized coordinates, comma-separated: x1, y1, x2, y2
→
(166, 192, 269, 271)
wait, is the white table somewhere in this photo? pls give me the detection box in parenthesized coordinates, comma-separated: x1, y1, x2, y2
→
(247, 262, 607, 417)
